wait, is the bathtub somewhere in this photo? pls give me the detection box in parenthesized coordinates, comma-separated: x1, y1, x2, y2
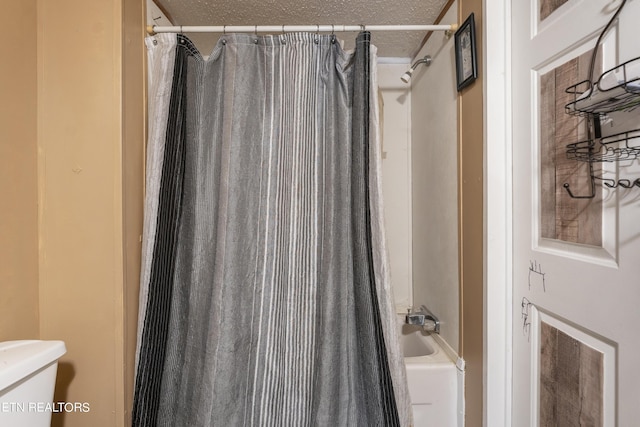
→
(399, 321, 461, 427)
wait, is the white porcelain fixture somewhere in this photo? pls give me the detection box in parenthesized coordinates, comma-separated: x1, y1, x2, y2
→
(400, 318, 458, 427)
(0, 340, 66, 427)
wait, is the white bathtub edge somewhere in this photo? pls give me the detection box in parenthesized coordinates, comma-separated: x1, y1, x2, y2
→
(402, 331, 466, 427)
(431, 333, 460, 366)
(429, 334, 466, 427)
(403, 333, 452, 365)
(457, 364, 466, 427)
(426, 335, 466, 427)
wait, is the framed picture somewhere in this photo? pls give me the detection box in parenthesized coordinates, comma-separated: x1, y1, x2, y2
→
(454, 13, 478, 91)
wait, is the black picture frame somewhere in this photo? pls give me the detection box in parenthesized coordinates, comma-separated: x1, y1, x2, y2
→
(454, 13, 478, 91)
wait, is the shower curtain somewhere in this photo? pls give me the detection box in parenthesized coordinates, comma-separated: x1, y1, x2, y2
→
(133, 31, 410, 427)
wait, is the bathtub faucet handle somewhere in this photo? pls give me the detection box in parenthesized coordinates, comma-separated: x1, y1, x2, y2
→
(420, 305, 440, 334)
(405, 305, 440, 334)
(405, 307, 426, 326)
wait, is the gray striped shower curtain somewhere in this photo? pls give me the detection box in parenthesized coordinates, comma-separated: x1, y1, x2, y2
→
(133, 31, 410, 427)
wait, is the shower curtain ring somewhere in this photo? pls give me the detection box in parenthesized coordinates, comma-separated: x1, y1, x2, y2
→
(360, 24, 365, 31)
(223, 25, 226, 35)
(254, 25, 258, 36)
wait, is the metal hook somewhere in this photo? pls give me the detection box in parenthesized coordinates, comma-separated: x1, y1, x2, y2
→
(563, 157, 596, 199)
(255, 25, 258, 36)
(563, 181, 596, 199)
(316, 24, 320, 34)
(282, 24, 285, 34)
(223, 25, 227, 35)
(360, 24, 365, 32)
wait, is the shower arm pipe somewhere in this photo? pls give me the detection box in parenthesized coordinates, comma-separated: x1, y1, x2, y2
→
(147, 24, 458, 35)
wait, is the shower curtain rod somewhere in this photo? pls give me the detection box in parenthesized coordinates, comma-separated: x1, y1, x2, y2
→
(147, 24, 458, 35)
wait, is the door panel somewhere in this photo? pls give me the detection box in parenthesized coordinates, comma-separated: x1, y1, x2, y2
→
(532, 35, 619, 267)
(511, 1, 640, 425)
(531, 307, 616, 427)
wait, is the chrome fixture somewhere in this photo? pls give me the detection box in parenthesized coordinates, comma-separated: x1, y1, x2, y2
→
(400, 55, 432, 83)
(405, 305, 440, 334)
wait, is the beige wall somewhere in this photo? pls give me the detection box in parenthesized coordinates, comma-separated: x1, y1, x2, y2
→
(123, 0, 146, 419)
(0, 0, 40, 342)
(459, 0, 484, 425)
(1, 0, 144, 426)
(37, 1, 145, 425)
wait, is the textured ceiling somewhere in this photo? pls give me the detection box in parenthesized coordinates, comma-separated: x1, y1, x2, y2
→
(151, 0, 451, 58)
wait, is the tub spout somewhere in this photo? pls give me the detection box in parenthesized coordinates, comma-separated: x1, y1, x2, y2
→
(405, 305, 440, 334)
(405, 309, 426, 326)
(423, 314, 440, 334)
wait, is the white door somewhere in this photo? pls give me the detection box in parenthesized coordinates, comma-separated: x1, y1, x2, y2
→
(511, 0, 640, 425)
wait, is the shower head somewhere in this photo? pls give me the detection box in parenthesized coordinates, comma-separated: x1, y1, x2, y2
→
(400, 55, 432, 83)
(400, 70, 414, 83)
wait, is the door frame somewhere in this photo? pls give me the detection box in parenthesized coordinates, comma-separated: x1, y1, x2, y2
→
(483, 0, 512, 426)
